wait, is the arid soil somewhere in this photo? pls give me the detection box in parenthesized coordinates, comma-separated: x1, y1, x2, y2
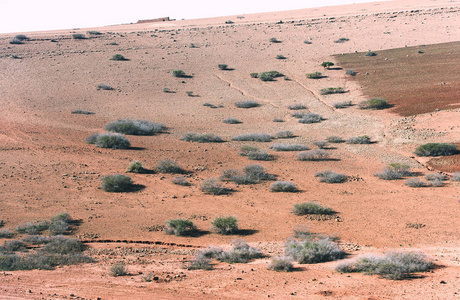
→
(0, 0, 459, 299)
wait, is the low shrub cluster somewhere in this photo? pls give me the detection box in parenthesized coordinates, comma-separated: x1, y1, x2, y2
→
(72, 33, 86, 39)
(126, 160, 147, 173)
(221, 164, 275, 185)
(232, 133, 274, 142)
(404, 178, 429, 188)
(252, 71, 284, 81)
(172, 70, 186, 77)
(315, 170, 347, 183)
(295, 112, 323, 124)
(306, 72, 323, 79)
(200, 178, 230, 195)
(234, 100, 259, 108)
(292, 202, 334, 215)
(345, 69, 356, 76)
(287, 104, 306, 110)
(105, 119, 165, 135)
(269, 181, 297, 192)
(154, 159, 185, 174)
(101, 174, 133, 192)
(326, 136, 344, 143)
(333, 101, 353, 109)
(374, 163, 412, 180)
(358, 98, 389, 110)
(218, 64, 228, 70)
(285, 238, 345, 264)
(296, 149, 330, 161)
(110, 54, 127, 61)
(110, 262, 128, 276)
(181, 132, 224, 143)
(321, 62, 334, 69)
(313, 140, 328, 149)
(346, 136, 371, 144)
(276, 54, 286, 59)
(223, 118, 242, 124)
(320, 87, 345, 95)
(239, 146, 273, 161)
(164, 219, 196, 236)
(414, 143, 458, 157)
(335, 252, 433, 280)
(85, 133, 131, 149)
(269, 144, 308, 152)
(365, 51, 377, 56)
(275, 131, 294, 139)
(268, 256, 294, 272)
(71, 110, 94, 115)
(97, 83, 113, 90)
(334, 37, 349, 43)
(172, 176, 190, 186)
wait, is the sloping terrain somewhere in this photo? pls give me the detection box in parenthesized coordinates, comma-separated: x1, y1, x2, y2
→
(0, 0, 459, 299)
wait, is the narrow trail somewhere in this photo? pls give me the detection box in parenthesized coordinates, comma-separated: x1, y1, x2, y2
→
(290, 78, 335, 112)
(82, 239, 202, 248)
(215, 74, 280, 108)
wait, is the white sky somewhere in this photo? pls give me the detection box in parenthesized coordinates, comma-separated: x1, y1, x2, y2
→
(0, 0, 382, 34)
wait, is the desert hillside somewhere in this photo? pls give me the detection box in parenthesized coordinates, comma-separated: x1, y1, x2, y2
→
(0, 0, 459, 299)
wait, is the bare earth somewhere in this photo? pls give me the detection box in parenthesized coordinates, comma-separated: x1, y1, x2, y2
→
(0, 0, 459, 299)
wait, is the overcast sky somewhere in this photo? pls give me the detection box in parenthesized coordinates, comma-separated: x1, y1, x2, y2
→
(0, 0, 383, 34)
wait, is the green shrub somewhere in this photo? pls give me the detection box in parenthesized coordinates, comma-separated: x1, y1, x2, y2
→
(93, 133, 131, 149)
(335, 252, 433, 280)
(414, 143, 458, 156)
(285, 238, 344, 264)
(239, 145, 260, 156)
(321, 62, 334, 69)
(164, 219, 195, 236)
(211, 216, 238, 235)
(293, 202, 333, 215)
(320, 87, 345, 95)
(276, 54, 286, 59)
(232, 133, 273, 142)
(52, 212, 72, 223)
(218, 64, 228, 70)
(172, 176, 190, 186)
(346, 136, 371, 144)
(306, 72, 323, 79)
(358, 98, 389, 110)
(110, 54, 127, 61)
(315, 170, 347, 183)
(334, 38, 349, 43)
(172, 69, 186, 77)
(101, 174, 133, 192)
(304, 40, 312, 44)
(365, 51, 377, 56)
(110, 262, 128, 276)
(269, 144, 308, 151)
(269, 38, 280, 43)
(72, 33, 86, 39)
(258, 71, 284, 81)
(154, 159, 185, 174)
(296, 149, 330, 161)
(126, 160, 146, 173)
(273, 118, 284, 122)
(234, 100, 259, 108)
(105, 119, 165, 135)
(269, 181, 297, 192)
(250, 73, 259, 78)
(268, 256, 294, 272)
(181, 132, 224, 143)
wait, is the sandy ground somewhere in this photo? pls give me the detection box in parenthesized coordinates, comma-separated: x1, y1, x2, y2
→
(0, 0, 459, 299)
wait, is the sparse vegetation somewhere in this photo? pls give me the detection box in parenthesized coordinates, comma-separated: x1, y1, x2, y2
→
(154, 159, 185, 174)
(424, 173, 447, 181)
(218, 64, 228, 70)
(269, 37, 281, 43)
(374, 163, 412, 180)
(223, 118, 242, 124)
(414, 143, 458, 157)
(346, 136, 372, 144)
(287, 104, 306, 110)
(304, 40, 312, 44)
(181, 132, 224, 143)
(72, 33, 86, 39)
(404, 178, 429, 188)
(326, 136, 344, 143)
(172, 176, 190, 186)
(164, 219, 196, 236)
(306, 72, 323, 79)
(276, 54, 286, 59)
(296, 112, 322, 124)
(345, 69, 356, 76)
(71, 110, 94, 115)
(268, 256, 294, 272)
(218, 240, 263, 263)
(9, 38, 24, 45)
(110, 262, 128, 276)
(105, 119, 165, 135)
(110, 54, 127, 61)
(221, 164, 275, 185)
(285, 237, 345, 264)
(320, 87, 345, 95)
(101, 174, 133, 192)
(187, 256, 212, 270)
(172, 69, 186, 77)
(250, 73, 259, 78)
(232, 133, 273, 142)
(15, 34, 29, 41)
(313, 140, 328, 149)
(258, 71, 284, 81)
(247, 151, 273, 161)
(15, 221, 49, 235)
(293, 202, 334, 215)
(358, 98, 389, 110)
(269, 181, 297, 192)
(0, 229, 15, 239)
(200, 179, 229, 195)
(234, 100, 259, 108)
(211, 216, 238, 235)
(86, 133, 131, 149)
(126, 160, 147, 173)
(335, 252, 433, 280)
(333, 101, 353, 109)
(87, 31, 102, 35)
(321, 62, 334, 69)
(296, 149, 330, 161)
(273, 118, 284, 122)
(269, 144, 308, 151)
(451, 172, 460, 181)
(315, 170, 347, 183)
(275, 131, 295, 139)
(334, 37, 349, 43)
(365, 51, 377, 56)
(97, 83, 113, 90)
